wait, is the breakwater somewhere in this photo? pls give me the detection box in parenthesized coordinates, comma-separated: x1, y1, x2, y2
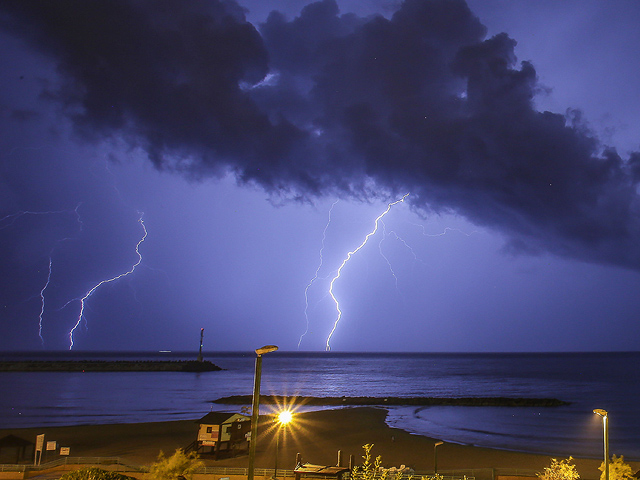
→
(0, 360, 221, 372)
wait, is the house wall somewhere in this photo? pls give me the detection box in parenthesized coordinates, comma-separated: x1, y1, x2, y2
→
(198, 424, 220, 445)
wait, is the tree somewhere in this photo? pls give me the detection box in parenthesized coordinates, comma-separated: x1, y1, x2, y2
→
(146, 449, 204, 480)
(599, 455, 634, 480)
(60, 467, 136, 480)
(537, 457, 581, 480)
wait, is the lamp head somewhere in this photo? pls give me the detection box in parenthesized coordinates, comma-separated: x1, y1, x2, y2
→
(277, 410, 293, 425)
(593, 408, 608, 418)
(255, 345, 279, 356)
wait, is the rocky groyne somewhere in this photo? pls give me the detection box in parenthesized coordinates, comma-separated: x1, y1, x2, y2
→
(0, 360, 221, 372)
(213, 394, 569, 407)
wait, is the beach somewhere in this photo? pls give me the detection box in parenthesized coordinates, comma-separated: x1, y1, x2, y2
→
(0, 407, 626, 480)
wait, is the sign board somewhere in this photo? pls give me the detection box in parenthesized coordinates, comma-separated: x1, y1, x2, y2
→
(201, 440, 217, 446)
(60, 447, 71, 456)
(34, 434, 45, 465)
(46, 441, 57, 451)
(35, 434, 45, 452)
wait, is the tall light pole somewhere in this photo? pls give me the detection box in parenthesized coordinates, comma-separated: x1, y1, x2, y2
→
(434, 441, 444, 474)
(593, 409, 609, 480)
(274, 410, 293, 479)
(248, 345, 279, 480)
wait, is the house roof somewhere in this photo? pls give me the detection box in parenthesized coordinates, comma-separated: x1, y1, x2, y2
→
(294, 464, 350, 477)
(197, 412, 249, 425)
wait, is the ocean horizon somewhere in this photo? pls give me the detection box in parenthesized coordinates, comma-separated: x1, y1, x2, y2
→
(1, 351, 638, 461)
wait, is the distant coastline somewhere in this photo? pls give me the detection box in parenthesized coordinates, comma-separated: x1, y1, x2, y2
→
(213, 394, 570, 407)
(0, 360, 221, 372)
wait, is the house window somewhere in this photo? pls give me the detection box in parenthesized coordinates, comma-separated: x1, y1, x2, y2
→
(206, 427, 213, 433)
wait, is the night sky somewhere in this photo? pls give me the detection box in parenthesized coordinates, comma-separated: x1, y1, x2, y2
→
(1, 0, 640, 352)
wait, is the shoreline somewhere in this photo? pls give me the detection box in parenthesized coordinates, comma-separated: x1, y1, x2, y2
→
(0, 407, 628, 480)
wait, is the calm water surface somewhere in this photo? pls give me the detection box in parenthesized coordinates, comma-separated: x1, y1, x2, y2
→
(0, 351, 637, 460)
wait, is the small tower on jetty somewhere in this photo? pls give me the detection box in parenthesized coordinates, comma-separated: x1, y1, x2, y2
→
(197, 328, 204, 362)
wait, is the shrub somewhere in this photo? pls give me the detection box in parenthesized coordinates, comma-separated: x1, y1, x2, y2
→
(145, 449, 203, 480)
(351, 444, 446, 480)
(60, 467, 136, 480)
(352, 444, 387, 480)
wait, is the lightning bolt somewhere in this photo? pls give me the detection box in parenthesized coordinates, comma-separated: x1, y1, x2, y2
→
(1, 205, 83, 346)
(37, 258, 53, 346)
(378, 220, 402, 289)
(325, 193, 409, 351)
(0, 209, 70, 230)
(410, 223, 477, 238)
(39, 203, 84, 346)
(298, 200, 339, 350)
(380, 220, 426, 278)
(67, 212, 147, 349)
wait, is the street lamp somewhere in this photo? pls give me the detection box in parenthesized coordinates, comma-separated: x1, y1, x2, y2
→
(434, 441, 444, 474)
(593, 409, 609, 480)
(248, 345, 279, 480)
(274, 410, 293, 479)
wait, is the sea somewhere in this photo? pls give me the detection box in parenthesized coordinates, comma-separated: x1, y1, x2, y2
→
(0, 351, 638, 461)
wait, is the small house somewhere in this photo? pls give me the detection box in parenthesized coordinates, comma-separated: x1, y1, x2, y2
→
(0, 434, 34, 464)
(196, 412, 250, 457)
(294, 464, 351, 480)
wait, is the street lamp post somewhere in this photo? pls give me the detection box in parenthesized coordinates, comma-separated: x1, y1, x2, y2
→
(434, 441, 444, 474)
(593, 409, 609, 480)
(274, 410, 293, 479)
(248, 345, 279, 480)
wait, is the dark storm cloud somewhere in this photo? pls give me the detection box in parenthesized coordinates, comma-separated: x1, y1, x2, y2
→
(2, 0, 640, 269)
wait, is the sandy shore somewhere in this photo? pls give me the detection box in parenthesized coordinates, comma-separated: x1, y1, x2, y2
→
(0, 407, 629, 479)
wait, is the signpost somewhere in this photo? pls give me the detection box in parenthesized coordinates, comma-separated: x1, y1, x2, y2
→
(34, 434, 45, 465)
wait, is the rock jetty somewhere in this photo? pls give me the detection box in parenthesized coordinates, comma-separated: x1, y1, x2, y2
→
(0, 360, 221, 372)
(213, 394, 569, 407)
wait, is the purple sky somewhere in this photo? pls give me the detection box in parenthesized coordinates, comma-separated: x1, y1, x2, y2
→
(1, 0, 640, 352)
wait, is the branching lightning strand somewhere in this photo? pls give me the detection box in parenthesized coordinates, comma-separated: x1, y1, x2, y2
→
(1, 205, 83, 346)
(299, 200, 339, 350)
(1, 210, 69, 230)
(325, 193, 409, 351)
(378, 220, 399, 289)
(67, 212, 147, 349)
(410, 223, 476, 238)
(37, 258, 53, 346)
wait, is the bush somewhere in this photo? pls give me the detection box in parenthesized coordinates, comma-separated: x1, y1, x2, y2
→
(145, 449, 203, 480)
(351, 444, 387, 480)
(351, 444, 446, 480)
(60, 467, 136, 480)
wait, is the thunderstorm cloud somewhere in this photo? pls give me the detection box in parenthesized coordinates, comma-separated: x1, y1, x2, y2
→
(2, 0, 640, 271)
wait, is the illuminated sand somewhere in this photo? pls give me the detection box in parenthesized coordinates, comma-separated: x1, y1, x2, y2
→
(0, 407, 628, 479)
